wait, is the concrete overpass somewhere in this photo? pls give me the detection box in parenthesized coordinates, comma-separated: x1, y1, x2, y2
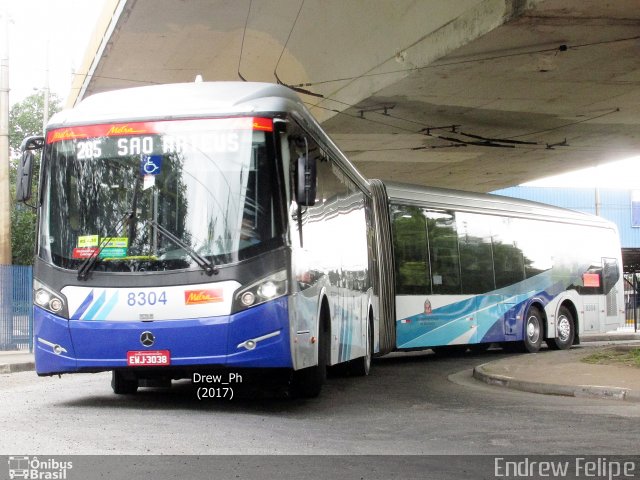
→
(69, 0, 640, 192)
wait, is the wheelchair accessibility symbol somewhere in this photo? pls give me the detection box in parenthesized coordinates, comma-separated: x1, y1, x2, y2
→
(140, 155, 162, 175)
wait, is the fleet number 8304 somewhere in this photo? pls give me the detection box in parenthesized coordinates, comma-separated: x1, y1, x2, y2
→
(127, 291, 168, 306)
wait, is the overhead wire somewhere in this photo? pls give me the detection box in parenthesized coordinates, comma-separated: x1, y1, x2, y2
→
(272, 0, 318, 95)
(237, 0, 253, 81)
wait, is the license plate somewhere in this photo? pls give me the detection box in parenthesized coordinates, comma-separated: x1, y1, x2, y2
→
(126, 350, 170, 366)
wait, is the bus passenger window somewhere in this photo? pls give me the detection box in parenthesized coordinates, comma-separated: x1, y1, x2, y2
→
(458, 212, 495, 294)
(391, 205, 430, 295)
(426, 210, 461, 295)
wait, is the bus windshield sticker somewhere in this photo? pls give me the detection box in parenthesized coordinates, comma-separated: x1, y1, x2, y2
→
(140, 154, 163, 176)
(73, 247, 99, 259)
(78, 235, 99, 248)
(102, 237, 129, 248)
(98, 248, 128, 259)
(143, 174, 155, 190)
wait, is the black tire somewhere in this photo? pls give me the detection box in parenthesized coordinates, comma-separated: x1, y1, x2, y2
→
(291, 317, 328, 398)
(349, 318, 373, 377)
(546, 305, 575, 350)
(111, 371, 138, 395)
(522, 306, 544, 353)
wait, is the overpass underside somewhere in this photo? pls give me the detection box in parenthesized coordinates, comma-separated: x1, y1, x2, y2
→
(72, 0, 640, 192)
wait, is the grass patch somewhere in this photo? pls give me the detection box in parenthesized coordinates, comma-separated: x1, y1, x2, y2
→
(581, 348, 640, 368)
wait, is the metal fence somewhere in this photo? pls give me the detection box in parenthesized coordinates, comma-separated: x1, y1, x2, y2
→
(625, 273, 640, 332)
(0, 265, 33, 351)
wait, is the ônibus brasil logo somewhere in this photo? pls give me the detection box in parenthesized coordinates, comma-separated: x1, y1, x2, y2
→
(7, 456, 72, 480)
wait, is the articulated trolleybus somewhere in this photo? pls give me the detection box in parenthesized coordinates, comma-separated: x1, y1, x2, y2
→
(17, 82, 624, 396)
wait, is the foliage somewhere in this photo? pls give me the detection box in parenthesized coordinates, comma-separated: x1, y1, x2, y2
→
(9, 91, 61, 155)
(9, 92, 61, 265)
(581, 347, 640, 368)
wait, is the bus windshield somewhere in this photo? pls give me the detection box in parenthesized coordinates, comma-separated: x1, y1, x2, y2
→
(39, 117, 283, 273)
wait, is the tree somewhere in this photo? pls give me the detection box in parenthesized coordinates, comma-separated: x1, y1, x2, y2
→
(9, 91, 61, 264)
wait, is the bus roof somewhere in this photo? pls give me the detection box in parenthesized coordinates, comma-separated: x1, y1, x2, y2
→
(48, 82, 304, 127)
(384, 181, 617, 230)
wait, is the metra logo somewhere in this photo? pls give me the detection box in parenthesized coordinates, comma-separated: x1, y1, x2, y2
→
(107, 124, 147, 135)
(184, 289, 223, 305)
(50, 129, 87, 141)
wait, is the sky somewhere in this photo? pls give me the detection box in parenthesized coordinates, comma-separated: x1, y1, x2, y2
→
(521, 156, 640, 190)
(3, 0, 107, 106)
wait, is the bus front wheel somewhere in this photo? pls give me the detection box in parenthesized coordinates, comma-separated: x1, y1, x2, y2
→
(546, 306, 575, 350)
(111, 371, 139, 395)
(291, 325, 328, 398)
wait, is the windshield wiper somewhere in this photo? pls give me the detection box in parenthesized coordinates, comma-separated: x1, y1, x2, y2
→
(145, 218, 218, 276)
(77, 176, 142, 281)
(77, 211, 133, 281)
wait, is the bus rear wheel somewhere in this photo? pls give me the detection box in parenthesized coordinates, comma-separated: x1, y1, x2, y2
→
(522, 306, 543, 353)
(350, 318, 373, 376)
(546, 306, 575, 350)
(111, 371, 138, 395)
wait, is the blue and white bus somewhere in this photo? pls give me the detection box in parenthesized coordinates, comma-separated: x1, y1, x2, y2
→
(16, 82, 624, 396)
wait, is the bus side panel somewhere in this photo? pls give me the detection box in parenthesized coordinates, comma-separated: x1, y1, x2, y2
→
(289, 192, 370, 369)
(395, 270, 573, 349)
(286, 126, 371, 370)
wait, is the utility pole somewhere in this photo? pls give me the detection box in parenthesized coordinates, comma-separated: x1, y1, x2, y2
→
(0, 7, 11, 265)
(0, 6, 12, 351)
(42, 3, 49, 131)
(42, 46, 49, 132)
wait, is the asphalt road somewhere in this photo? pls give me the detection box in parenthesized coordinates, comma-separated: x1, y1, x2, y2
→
(1, 350, 639, 456)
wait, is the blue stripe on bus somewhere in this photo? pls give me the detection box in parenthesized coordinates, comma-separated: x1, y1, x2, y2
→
(70, 289, 95, 320)
(82, 290, 107, 321)
(94, 292, 119, 320)
(395, 268, 586, 349)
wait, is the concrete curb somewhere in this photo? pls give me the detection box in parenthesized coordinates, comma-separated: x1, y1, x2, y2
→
(473, 362, 640, 403)
(0, 361, 35, 374)
(581, 333, 640, 342)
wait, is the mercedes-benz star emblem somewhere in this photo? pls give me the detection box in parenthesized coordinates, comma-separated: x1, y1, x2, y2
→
(140, 331, 155, 347)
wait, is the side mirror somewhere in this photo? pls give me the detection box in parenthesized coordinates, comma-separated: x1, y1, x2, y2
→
(294, 137, 317, 207)
(16, 136, 44, 203)
(16, 150, 34, 202)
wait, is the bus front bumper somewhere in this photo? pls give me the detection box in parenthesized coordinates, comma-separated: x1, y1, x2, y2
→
(33, 297, 292, 375)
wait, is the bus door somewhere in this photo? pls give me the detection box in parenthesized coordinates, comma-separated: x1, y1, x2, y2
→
(473, 291, 520, 342)
(499, 294, 519, 337)
(602, 257, 621, 321)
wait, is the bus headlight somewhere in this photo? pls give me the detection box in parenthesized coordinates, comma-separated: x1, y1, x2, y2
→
(232, 270, 288, 313)
(34, 280, 68, 317)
